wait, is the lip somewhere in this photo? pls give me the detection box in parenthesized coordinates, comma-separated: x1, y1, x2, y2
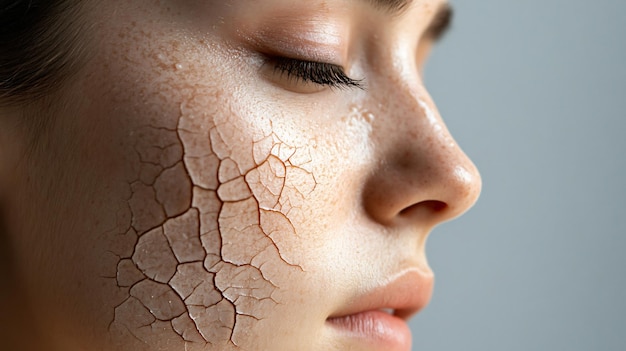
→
(326, 269, 434, 351)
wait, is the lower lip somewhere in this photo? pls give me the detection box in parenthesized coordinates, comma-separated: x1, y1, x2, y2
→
(327, 310, 412, 351)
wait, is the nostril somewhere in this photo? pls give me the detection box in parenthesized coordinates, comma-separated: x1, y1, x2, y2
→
(399, 200, 448, 217)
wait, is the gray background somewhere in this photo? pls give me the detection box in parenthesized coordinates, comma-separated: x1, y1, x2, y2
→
(410, 0, 626, 350)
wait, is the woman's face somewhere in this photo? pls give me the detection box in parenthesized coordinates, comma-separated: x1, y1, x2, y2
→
(4, 0, 480, 350)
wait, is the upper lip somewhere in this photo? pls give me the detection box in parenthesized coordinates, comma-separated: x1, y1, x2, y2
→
(327, 268, 435, 321)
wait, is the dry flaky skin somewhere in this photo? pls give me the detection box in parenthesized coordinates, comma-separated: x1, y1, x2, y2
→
(107, 110, 312, 348)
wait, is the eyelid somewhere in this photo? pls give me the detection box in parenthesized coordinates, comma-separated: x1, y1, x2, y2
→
(236, 21, 359, 91)
(252, 20, 347, 61)
(250, 39, 344, 70)
(263, 55, 364, 91)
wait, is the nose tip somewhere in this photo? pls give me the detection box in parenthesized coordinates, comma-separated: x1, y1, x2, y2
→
(363, 146, 481, 227)
(413, 161, 482, 224)
(362, 96, 482, 228)
(451, 164, 483, 217)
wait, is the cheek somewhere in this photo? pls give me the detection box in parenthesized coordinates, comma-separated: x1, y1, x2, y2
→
(93, 45, 321, 348)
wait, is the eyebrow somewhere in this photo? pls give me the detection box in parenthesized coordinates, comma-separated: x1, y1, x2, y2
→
(366, 1, 454, 40)
(366, 0, 413, 14)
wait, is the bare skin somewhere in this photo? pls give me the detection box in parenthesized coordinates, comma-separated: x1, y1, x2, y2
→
(0, 0, 481, 350)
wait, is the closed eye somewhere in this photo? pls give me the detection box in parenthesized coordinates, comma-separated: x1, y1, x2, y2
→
(268, 56, 363, 90)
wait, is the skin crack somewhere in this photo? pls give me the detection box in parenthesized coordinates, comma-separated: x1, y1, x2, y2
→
(108, 110, 314, 349)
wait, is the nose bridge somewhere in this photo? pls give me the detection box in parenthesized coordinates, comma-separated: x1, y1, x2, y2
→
(364, 76, 481, 225)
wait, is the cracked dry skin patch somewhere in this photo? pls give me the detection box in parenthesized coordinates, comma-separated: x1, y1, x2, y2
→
(107, 102, 315, 348)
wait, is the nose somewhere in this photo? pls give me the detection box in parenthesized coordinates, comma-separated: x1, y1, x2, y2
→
(362, 83, 482, 228)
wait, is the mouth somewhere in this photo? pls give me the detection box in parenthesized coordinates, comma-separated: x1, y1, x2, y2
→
(326, 269, 433, 351)
(326, 309, 412, 351)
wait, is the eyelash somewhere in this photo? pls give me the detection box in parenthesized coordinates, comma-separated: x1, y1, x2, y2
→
(270, 57, 363, 90)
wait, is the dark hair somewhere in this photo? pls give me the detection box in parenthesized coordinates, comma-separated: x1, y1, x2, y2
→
(0, 0, 87, 106)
